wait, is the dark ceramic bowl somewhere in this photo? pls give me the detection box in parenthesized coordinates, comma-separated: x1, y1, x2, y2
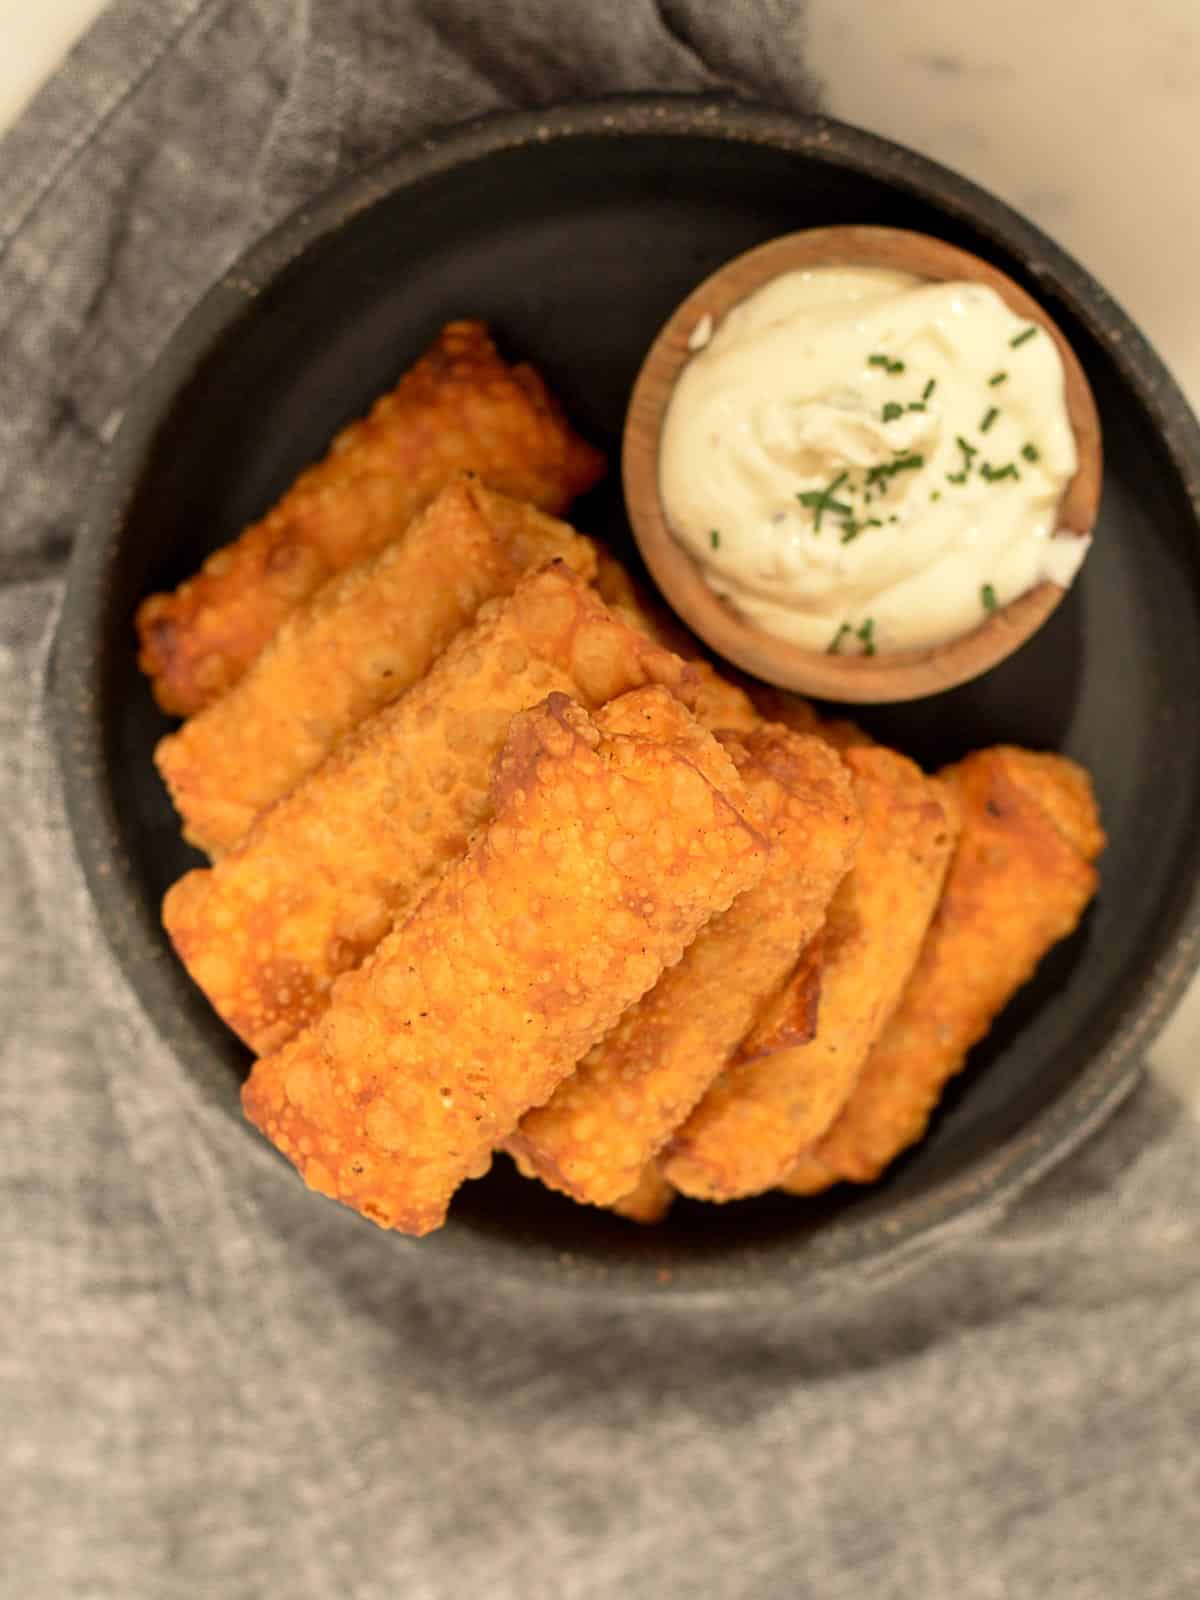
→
(51, 96, 1200, 1294)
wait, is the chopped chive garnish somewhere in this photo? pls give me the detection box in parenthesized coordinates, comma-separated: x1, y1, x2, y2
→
(1021, 443, 1040, 463)
(797, 470, 852, 532)
(867, 517, 884, 527)
(980, 461, 1021, 483)
(882, 400, 904, 423)
(827, 622, 853, 654)
(867, 352, 905, 374)
(980, 406, 999, 433)
(947, 435, 977, 486)
(922, 378, 936, 401)
(930, 490, 942, 502)
(868, 353, 890, 368)
(710, 528, 720, 549)
(889, 360, 905, 374)
(840, 520, 862, 544)
(907, 401, 926, 412)
(857, 617, 877, 656)
(864, 453, 925, 493)
(989, 371, 1008, 387)
(981, 583, 998, 613)
(1010, 325, 1038, 348)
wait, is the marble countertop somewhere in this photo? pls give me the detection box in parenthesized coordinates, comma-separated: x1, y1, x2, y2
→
(4, 0, 1198, 1110)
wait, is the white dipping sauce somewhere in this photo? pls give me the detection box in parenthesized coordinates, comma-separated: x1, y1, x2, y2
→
(659, 267, 1088, 654)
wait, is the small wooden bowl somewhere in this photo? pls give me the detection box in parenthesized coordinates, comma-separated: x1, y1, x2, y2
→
(623, 226, 1103, 703)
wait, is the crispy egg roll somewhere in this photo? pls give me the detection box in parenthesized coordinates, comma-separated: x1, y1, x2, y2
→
(507, 722, 860, 1208)
(745, 683, 821, 739)
(590, 546, 702, 659)
(241, 689, 767, 1236)
(663, 746, 959, 1201)
(591, 547, 762, 732)
(137, 321, 605, 715)
(782, 745, 1104, 1195)
(608, 1164, 676, 1226)
(162, 565, 699, 1055)
(155, 478, 596, 856)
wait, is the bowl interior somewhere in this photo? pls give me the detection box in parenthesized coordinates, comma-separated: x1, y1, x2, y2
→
(53, 102, 1200, 1291)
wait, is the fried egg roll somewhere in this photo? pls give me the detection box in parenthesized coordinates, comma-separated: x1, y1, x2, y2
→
(136, 321, 605, 715)
(241, 689, 767, 1236)
(162, 565, 698, 1055)
(608, 1164, 676, 1226)
(155, 478, 596, 855)
(663, 746, 959, 1201)
(507, 722, 859, 1208)
(782, 745, 1104, 1194)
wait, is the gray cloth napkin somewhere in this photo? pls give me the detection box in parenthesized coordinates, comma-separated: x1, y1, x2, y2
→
(4, 4, 1198, 1596)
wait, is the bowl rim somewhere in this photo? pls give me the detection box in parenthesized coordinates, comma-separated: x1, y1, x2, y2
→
(49, 92, 1200, 1297)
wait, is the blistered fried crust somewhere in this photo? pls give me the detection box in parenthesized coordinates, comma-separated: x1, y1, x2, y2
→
(241, 690, 767, 1236)
(590, 547, 703, 659)
(162, 566, 700, 1055)
(664, 747, 959, 1201)
(609, 1164, 676, 1225)
(136, 321, 605, 715)
(744, 684, 821, 739)
(734, 933, 824, 1063)
(156, 479, 597, 855)
(782, 745, 1104, 1195)
(507, 724, 860, 1208)
(589, 548, 762, 732)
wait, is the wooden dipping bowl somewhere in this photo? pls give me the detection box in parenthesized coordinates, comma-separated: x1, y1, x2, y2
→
(623, 226, 1103, 703)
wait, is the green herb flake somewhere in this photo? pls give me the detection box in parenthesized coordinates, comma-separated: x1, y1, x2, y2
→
(797, 470, 852, 532)
(930, 490, 942, 502)
(827, 622, 853, 654)
(881, 401, 904, 423)
(907, 401, 926, 412)
(980, 406, 1000, 434)
(981, 582, 998, 613)
(839, 520, 862, 544)
(864, 453, 925, 493)
(980, 461, 1021, 483)
(1021, 443, 1040, 463)
(709, 528, 720, 549)
(988, 371, 1008, 387)
(867, 353, 890, 369)
(1010, 325, 1038, 348)
(946, 471, 967, 485)
(857, 617, 877, 657)
(922, 378, 936, 401)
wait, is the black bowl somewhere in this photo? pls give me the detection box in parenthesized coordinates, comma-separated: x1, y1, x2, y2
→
(50, 96, 1200, 1294)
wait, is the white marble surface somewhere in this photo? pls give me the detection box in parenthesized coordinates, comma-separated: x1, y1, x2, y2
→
(3, 0, 1198, 1110)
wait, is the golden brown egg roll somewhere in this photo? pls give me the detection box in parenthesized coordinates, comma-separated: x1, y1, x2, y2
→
(155, 478, 597, 856)
(241, 688, 767, 1237)
(608, 1164, 676, 1226)
(663, 746, 959, 1201)
(136, 321, 605, 715)
(782, 745, 1105, 1194)
(506, 722, 860, 1208)
(162, 564, 699, 1056)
